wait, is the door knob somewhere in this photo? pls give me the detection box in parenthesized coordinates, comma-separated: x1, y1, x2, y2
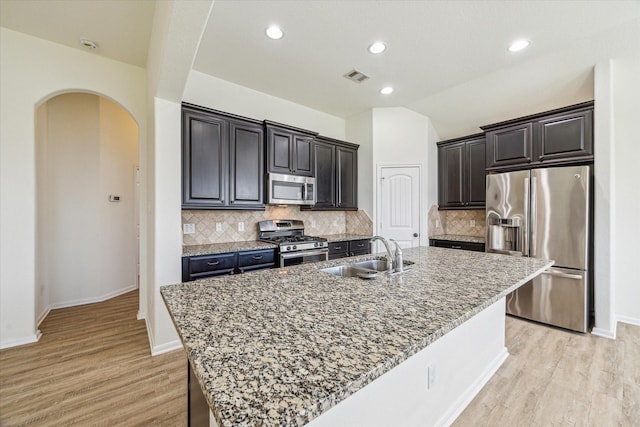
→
(413, 233, 419, 237)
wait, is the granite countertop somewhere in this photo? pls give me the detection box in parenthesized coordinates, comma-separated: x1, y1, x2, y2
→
(429, 234, 486, 244)
(161, 247, 551, 427)
(319, 233, 372, 242)
(182, 241, 277, 257)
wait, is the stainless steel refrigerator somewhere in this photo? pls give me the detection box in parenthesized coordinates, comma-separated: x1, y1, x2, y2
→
(486, 165, 592, 332)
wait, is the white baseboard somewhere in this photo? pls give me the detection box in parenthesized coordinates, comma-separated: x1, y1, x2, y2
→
(617, 315, 640, 327)
(592, 326, 617, 339)
(144, 316, 183, 356)
(37, 307, 51, 327)
(152, 339, 183, 356)
(48, 284, 138, 310)
(438, 347, 510, 427)
(137, 310, 146, 320)
(0, 329, 42, 350)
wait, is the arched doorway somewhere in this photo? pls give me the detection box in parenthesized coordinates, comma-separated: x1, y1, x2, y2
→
(35, 92, 139, 322)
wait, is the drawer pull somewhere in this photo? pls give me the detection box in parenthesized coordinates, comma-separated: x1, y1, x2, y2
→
(451, 245, 462, 249)
(207, 260, 220, 266)
(252, 255, 263, 260)
(355, 243, 364, 247)
(334, 246, 342, 250)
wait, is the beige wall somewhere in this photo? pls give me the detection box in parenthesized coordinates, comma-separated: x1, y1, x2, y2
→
(35, 93, 138, 319)
(0, 27, 146, 349)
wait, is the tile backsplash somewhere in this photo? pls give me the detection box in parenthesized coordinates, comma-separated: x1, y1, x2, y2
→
(182, 207, 373, 245)
(428, 205, 486, 237)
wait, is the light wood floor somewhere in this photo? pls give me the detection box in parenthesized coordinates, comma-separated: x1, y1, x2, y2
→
(1, 292, 638, 426)
(455, 317, 640, 426)
(0, 291, 187, 426)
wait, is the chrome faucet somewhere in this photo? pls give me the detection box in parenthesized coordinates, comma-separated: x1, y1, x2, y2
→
(389, 239, 403, 273)
(370, 236, 394, 273)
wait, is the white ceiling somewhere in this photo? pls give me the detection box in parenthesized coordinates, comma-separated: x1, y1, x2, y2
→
(2, 0, 639, 138)
(0, 0, 155, 67)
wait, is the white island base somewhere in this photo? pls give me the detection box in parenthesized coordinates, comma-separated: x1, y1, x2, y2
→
(307, 297, 508, 427)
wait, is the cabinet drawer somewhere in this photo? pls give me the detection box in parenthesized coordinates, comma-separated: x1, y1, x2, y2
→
(328, 241, 349, 255)
(238, 249, 275, 272)
(349, 239, 370, 254)
(430, 239, 485, 252)
(185, 253, 237, 281)
(328, 241, 350, 260)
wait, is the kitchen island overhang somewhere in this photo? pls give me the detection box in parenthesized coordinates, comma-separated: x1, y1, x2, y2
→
(161, 246, 553, 426)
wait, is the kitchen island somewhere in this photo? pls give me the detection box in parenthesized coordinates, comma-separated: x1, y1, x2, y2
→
(161, 247, 552, 426)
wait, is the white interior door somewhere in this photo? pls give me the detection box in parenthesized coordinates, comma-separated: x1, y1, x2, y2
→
(378, 166, 420, 249)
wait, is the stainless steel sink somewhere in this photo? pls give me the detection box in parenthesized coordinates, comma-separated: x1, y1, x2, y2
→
(320, 258, 414, 278)
(320, 265, 379, 278)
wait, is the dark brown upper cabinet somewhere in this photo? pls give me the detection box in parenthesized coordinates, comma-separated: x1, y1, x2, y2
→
(483, 101, 593, 172)
(182, 104, 265, 210)
(302, 136, 359, 211)
(265, 121, 317, 177)
(437, 134, 486, 209)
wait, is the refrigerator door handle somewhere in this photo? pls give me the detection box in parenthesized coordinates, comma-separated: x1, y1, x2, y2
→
(541, 270, 583, 280)
(530, 176, 537, 258)
(523, 177, 530, 257)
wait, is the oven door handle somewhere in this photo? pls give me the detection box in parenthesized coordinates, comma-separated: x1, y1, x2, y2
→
(279, 248, 329, 260)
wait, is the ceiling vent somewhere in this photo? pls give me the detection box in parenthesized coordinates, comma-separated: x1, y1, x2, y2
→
(344, 69, 370, 83)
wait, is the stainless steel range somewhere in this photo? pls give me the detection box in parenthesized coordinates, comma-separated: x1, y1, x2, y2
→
(258, 219, 328, 267)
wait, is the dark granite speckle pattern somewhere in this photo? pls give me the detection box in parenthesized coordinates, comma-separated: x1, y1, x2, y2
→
(430, 234, 486, 244)
(161, 247, 552, 427)
(319, 234, 372, 242)
(183, 241, 277, 257)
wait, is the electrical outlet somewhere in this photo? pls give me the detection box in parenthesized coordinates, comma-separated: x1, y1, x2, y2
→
(470, 219, 476, 227)
(216, 223, 222, 232)
(311, 219, 317, 228)
(426, 364, 436, 390)
(183, 223, 195, 234)
(435, 220, 440, 228)
(238, 222, 245, 232)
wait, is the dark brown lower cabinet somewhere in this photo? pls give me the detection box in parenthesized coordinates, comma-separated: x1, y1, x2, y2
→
(429, 239, 485, 252)
(328, 239, 371, 260)
(182, 248, 276, 282)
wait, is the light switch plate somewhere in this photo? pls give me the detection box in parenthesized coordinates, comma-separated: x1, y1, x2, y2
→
(183, 223, 195, 234)
(470, 219, 476, 227)
(238, 222, 245, 232)
(216, 223, 222, 232)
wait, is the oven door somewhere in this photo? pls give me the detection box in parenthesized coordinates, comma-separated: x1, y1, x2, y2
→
(280, 248, 328, 267)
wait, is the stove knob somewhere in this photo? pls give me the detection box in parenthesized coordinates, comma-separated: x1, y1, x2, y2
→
(286, 246, 291, 251)
(293, 245, 297, 250)
(314, 242, 318, 247)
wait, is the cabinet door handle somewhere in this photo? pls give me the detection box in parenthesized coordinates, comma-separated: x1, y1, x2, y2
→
(334, 246, 342, 250)
(207, 260, 220, 266)
(252, 255, 263, 260)
(451, 245, 462, 249)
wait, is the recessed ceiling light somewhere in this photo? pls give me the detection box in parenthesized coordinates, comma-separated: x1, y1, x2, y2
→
(508, 39, 530, 52)
(79, 38, 97, 50)
(380, 86, 394, 95)
(265, 25, 284, 40)
(368, 42, 386, 54)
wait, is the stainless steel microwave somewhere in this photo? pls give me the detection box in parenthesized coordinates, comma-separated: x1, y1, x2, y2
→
(268, 172, 316, 205)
